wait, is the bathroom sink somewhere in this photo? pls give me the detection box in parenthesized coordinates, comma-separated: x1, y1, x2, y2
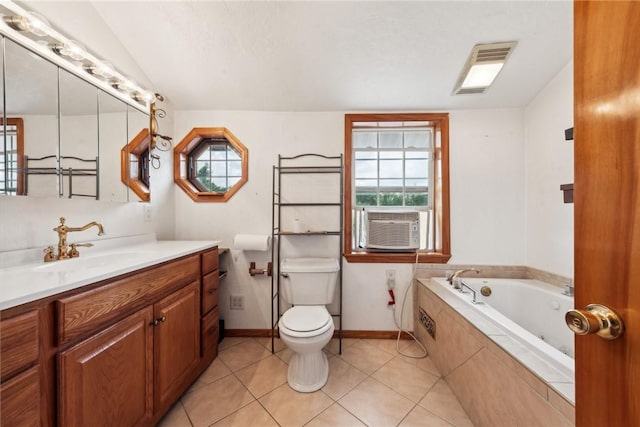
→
(34, 252, 147, 273)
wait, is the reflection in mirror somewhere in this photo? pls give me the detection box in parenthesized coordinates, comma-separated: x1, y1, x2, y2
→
(121, 128, 150, 202)
(99, 90, 129, 202)
(2, 37, 59, 196)
(126, 106, 151, 202)
(59, 69, 99, 199)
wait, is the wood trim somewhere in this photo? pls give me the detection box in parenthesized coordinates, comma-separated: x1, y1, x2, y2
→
(225, 329, 414, 340)
(0, 118, 25, 195)
(343, 113, 451, 263)
(173, 127, 249, 203)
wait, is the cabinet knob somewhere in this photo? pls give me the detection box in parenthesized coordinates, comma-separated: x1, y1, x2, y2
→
(159, 316, 167, 323)
(149, 319, 159, 326)
(208, 288, 217, 295)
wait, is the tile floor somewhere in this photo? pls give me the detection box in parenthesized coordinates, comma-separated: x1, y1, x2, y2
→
(158, 337, 474, 427)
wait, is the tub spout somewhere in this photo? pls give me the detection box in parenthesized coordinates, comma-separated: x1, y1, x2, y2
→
(449, 268, 480, 288)
(459, 281, 484, 305)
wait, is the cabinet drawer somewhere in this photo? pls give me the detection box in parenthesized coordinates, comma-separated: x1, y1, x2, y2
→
(201, 272, 219, 314)
(202, 248, 219, 275)
(1, 310, 39, 379)
(0, 365, 41, 427)
(56, 254, 200, 345)
(201, 306, 219, 360)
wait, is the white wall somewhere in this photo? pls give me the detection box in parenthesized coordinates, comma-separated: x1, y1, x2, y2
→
(524, 62, 574, 278)
(173, 109, 526, 331)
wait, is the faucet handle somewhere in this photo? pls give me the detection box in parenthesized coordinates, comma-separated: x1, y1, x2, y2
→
(69, 242, 94, 258)
(43, 246, 56, 262)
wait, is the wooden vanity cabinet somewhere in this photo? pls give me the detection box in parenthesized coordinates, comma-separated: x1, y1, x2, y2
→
(0, 246, 220, 427)
(0, 309, 43, 427)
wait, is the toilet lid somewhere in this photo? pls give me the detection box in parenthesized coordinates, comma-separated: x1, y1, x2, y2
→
(281, 306, 331, 332)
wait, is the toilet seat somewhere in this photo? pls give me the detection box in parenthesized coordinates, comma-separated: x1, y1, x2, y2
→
(279, 306, 333, 338)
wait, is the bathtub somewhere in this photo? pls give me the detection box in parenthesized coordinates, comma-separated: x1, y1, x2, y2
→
(425, 277, 575, 403)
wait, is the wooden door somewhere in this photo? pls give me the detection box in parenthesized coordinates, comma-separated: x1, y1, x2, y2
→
(574, 1, 640, 425)
(58, 307, 154, 427)
(154, 281, 200, 411)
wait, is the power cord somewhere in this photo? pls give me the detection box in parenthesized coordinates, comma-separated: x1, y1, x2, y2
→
(391, 251, 427, 358)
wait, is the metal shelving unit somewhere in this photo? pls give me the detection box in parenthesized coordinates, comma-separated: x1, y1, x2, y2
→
(271, 154, 344, 354)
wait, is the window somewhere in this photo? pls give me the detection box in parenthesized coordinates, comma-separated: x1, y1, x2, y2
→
(344, 113, 450, 263)
(174, 127, 248, 202)
(0, 118, 24, 195)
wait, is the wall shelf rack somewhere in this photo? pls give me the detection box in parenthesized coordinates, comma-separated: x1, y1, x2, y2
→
(270, 154, 344, 354)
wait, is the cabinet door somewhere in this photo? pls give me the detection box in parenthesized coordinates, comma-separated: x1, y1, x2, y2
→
(0, 365, 40, 427)
(58, 307, 153, 427)
(154, 281, 200, 410)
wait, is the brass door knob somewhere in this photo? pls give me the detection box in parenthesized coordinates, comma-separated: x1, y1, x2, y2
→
(565, 304, 624, 340)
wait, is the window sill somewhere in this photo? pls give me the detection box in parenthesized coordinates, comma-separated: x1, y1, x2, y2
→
(344, 252, 451, 264)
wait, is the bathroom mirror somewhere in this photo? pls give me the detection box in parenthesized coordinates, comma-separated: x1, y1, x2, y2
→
(0, 35, 149, 202)
(125, 106, 151, 202)
(2, 37, 58, 196)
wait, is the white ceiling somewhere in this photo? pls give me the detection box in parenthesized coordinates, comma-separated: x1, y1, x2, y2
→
(51, 1, 575, 112)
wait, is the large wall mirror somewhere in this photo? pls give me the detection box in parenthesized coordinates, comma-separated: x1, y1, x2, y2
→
(0, 35, 150, 203)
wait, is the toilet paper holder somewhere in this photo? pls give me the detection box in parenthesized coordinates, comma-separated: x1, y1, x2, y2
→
(249, 261, 272, 276)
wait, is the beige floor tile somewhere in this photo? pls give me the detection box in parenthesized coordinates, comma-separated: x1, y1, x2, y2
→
(395, 348, 440, 377)
(235, 355, 289, 398)
(338, 340, 395, 375)
(256, 336, 288, 352)
(373, 357, 440, 402)
(418, 380, 474, 427)
(157, 401, 192, 427)
(398, 405, 455, 427)
(276, 347, 294, 364)
(181, 375, 255, 427)
(259, 383, 333, 427)
(305, 403, 367, 427)
(211, 401, 279, 427)
(187, 358, 232, 393)
(218, 337, 250, 351)
(321, 356, 368, 400)
(360, 337, 410, 355)
(324, 337, 359, 355)
(218, 339, 272, 372)
(338, 377, 415, 427)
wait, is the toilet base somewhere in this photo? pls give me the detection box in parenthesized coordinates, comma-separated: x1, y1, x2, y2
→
(287, 351, 329, 392)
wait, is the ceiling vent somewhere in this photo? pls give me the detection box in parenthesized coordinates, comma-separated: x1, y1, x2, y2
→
(453, 41, 517, 95)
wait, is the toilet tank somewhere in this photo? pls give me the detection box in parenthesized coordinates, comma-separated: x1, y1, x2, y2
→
(280, 258, 340, 305)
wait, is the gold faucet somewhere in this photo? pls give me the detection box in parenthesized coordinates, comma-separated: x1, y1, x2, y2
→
(46, 217, 105, 262)
(449, 268, 480, 288)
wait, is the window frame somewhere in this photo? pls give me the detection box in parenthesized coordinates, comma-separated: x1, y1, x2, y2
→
(344, 113, 451, 263)
(173, 127, 248, 203)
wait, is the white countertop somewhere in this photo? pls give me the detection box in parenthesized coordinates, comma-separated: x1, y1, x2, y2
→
(0, 238, 220, 310)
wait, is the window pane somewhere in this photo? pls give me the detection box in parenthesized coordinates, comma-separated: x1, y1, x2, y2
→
(405, 193, 428, 206)
(405, 178, 428, 188)
(353, 132, 377, 149)
(211, 149, 227, 160)
(355, 159, 378, 178)
(355, 193, 378, 206)
(380, 151, 402, 159)
(355, 151, 377, 159)
(228, 160, 242, 175)
(379, 132, 402, 148)
(379, 192, 403, 206)
(406, 159, 428, 177)
(406, 151, 429, 159)
(379, 160, 402, 178)
(228, 176, 241, 187)
(227, 148, 241, 160)
(212, 177, 228, 190)
(355, 178, 377, 188)
(211, 160, 227, 177)
(404, 131, 431, 149)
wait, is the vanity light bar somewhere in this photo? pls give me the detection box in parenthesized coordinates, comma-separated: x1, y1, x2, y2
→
(0, 0, 153, 113)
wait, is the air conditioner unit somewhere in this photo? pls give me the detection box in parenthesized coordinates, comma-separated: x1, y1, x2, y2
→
(365, 211, 420, 251)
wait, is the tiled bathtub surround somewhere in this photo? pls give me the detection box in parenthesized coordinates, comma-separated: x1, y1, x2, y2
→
(414, 278, 575, 427)
(414, 264, 572, 289)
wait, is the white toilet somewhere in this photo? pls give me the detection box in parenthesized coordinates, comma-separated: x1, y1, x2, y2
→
(278, 257, 339, 392)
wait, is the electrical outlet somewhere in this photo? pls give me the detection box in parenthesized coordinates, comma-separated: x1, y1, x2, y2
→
(143, 205, 152, 222)
(230, 294, 245, 310)
(386, 269, 396, 289)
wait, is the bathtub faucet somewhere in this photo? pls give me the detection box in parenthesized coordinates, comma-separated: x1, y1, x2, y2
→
(563, 282, 574, 297)
(459, 281, 484, 305)
(449, 268, 481, 289)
